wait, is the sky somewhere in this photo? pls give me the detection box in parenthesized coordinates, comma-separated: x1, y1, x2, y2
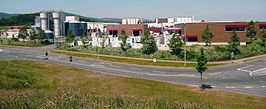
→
(1, 0, 266, 21)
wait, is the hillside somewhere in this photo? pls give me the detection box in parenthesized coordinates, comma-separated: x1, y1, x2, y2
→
(0, 13, 39, 26)
(0, 12, 19, 19)
(0, 12, 122, 26)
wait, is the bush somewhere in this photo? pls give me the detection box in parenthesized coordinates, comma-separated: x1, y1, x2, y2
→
(0, 38, 51, 47)
(57, 41, 266, 61)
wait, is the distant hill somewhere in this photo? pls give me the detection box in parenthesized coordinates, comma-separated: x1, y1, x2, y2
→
(64, 12, 122, 23)
(0, 12, 19, 19)
(0, 13, 39, 26)
(0, 12, 122, 26)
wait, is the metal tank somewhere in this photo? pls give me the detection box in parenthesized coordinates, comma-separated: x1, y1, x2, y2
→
(52, 12, 60, 37)
(40, 12, 47, 30)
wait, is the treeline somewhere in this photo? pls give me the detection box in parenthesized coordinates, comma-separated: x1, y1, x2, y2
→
(0, 13, 39, 26)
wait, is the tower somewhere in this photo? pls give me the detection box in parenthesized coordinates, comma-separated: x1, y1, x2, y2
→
(40, 11, 48, 30)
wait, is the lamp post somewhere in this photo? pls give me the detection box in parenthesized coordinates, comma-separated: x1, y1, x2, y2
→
(184, 23, 186, 67)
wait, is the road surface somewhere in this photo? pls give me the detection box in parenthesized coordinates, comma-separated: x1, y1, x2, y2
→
(0, 45, 265, 97)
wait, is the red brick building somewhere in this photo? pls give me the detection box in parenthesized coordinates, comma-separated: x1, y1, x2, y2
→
(175, 22, 266, 45)
(106, 24, 148, 37)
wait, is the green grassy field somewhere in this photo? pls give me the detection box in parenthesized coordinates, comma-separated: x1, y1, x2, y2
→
(0, 60, 265, 108)
(50, 50, 225, 68)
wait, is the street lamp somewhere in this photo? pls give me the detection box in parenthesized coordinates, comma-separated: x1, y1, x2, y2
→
(184, 23, 187, 67)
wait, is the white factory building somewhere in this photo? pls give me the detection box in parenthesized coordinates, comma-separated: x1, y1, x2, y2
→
(122, 18, 144, 24)
(40, 10, 65, 37)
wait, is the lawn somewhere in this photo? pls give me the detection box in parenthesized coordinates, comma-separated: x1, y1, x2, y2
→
(0, 38, 52, 47)
(0, 60, 265, 108)
(50, 50, 225, 68)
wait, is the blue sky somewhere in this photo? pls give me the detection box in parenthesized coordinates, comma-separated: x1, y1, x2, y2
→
(1, 0, 265, 21)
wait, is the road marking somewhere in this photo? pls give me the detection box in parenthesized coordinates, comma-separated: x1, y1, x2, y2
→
(152, 70, 166, 73)
(0, 49, 3, 52)
(249, 68, 266, 76)
(208, 72, 221, 75)
(130, 67, 141, 70)
(188, 84, 199, 87)
(261, 86, 266, 88)
(225, 86, 236, 88)
(212, 86, 217, 88)
(237, 65, 254, 71)
(244, 86, 253, 89)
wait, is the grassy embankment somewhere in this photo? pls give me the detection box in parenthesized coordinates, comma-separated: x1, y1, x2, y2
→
(0, 60, 265, 108)
(50, 50, 225, 68)
(0, 38, 52, 47)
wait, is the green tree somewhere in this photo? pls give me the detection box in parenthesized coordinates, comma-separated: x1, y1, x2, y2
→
(257, 28, 266, 47)
(81, 31, 88, 48)
(228, 30, 240, 55)
(246, 20, 257, 42)
(19, 26, 28, 41)
(141, 30, 157, 54)
(65, 29, 75, 43)
(81, 30, 87, 39)
(118, 29, 128, 51)
(37, 29, 46, 42)
(101, 37, 106, 49)
(168, 31, 183, 55)
(201, 25, 214, 46)
(196, 47, 208, 89)
(29, 30, 37, 46)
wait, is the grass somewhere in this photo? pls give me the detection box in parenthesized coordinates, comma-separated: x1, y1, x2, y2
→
(50, 50, 225, 68)
(0, 60, 265, 108)
(0, 38, 52, 47)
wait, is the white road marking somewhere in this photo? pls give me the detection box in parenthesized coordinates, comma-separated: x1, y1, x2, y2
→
(212, 86, 217, 88)
(237, 65, 254, 71)
(130, 67, 141, 70)
(188, 84, 199, 87)
(261, 86, 266, 88)
(250, 68, 266, 76)
(244, 86, 253, 89)
(0, 49, 3, 52)
(237, 65, 266, 76)
(208, 72, 221, 75)
(225, 86, 236, 88)
(152, 70, 166, 73)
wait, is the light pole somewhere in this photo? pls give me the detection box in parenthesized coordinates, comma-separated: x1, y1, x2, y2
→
(184, 23, 187, 67)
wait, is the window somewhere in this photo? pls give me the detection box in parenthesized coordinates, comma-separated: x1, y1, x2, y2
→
(184, 36, 198, 42)
(133, 31, 140, 36)
(259, 24, 266, 29)
(225, 27, 246, 31)
(225, 25, 249, 31)
(187, 38, 198, 42)
(109, 30, 117, 37)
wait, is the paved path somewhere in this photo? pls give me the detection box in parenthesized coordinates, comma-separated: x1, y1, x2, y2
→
(0, 45, 266, 97)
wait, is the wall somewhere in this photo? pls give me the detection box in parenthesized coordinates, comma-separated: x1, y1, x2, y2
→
(175, 22, 266, 43)
(106, 24, 148, 37)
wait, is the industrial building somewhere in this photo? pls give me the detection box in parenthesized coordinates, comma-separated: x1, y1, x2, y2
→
(122, 18, 144, 24)
(175, 21, 266, 45)
(40, 10, 65, 37)
(65, 18, 87, 37)
(106, 24, 148, 37)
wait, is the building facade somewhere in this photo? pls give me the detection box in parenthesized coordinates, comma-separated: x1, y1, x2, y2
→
(106, 24, 148, 37)
(122, 18, 144, 24)
(175, 22, 266, 45)
(65, 21, 87, 36)
(40, 10, 65, 37)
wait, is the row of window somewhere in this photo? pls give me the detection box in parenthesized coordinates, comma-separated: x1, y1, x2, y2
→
(225, 26, 266, 32)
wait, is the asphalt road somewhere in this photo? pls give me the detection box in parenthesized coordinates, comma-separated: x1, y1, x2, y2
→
(0, 45, 266, 97)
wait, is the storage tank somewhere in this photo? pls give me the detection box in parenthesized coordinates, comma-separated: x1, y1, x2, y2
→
(53, 12, 60, 37)
(40, 12, 47, 30)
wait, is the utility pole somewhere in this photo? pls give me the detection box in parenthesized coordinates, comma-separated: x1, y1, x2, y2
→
(97, 35, 100, 60)
(184, 23, 186, 67)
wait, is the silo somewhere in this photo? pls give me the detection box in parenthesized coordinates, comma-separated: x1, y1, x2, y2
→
(40, 12, 48, 30)
(52, 12, 60, 37)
